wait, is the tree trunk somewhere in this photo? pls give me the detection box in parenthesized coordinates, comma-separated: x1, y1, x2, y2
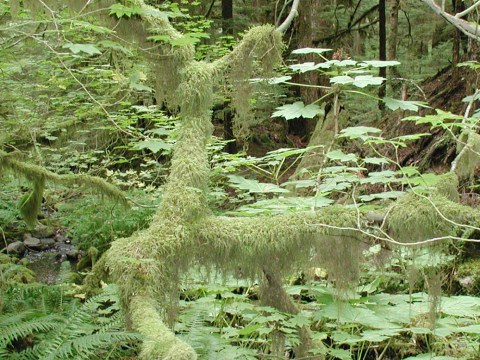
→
(222, 0, 237, 153)
(387, 0, 400, 92)
(378, 0, 386, 110)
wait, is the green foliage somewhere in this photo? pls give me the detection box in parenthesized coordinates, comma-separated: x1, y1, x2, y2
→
(56, 191, 157, 253)
(0, 283, 140, 360)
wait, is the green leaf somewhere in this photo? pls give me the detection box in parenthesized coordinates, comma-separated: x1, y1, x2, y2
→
(352, 75, 385, 88)
(289, 62, 321, 73)
(237, 324, 262, 336)
(170, 36, 200, 46)
(249, 76, 292, 84)
(272, 102, 324, 120)
(227, 175, 290, 194)
(132, 140, 172, 153)
(291, 47, 332, 55)
(339, 126, 382, 140)
(67, 20, 114, 34)
(129, 83, 154, 92)
(147, 35, 171, 43)
(63, 43, 101, 56)
(326, 150, 357, 162)
(360, 60, 401, 67)
(359, 191, 405, 202)
(363, 157, 389, 165)
(383, 97, 427, 111)
(109, 3, 142, 18)
(330, 75, 353, 85)
(97, 40, 132, 55)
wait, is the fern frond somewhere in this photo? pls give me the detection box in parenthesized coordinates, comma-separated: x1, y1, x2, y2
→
(43, 332, 140, 360)
(0, 314, 62, 347)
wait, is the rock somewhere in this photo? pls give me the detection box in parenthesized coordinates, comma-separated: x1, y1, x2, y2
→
(54, 234, 68, 243)
(31, 225, 55, 239)
(7, 241, 25, 255)
(40, 238, 55, 248)
(23, 237, 43, 250)
(66, 249, 80, 260)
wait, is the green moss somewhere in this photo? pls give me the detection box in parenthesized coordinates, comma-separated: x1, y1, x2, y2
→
(434, 171, 459, 202)
(130, 294, 197, 360)
(455, 130, 480, 179)
(388, 192, 480, 244)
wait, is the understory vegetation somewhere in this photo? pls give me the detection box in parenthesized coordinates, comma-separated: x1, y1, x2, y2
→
(2, 0, 480, 359)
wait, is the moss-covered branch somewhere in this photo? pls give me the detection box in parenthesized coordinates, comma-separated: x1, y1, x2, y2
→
(0, 150, 128, 227)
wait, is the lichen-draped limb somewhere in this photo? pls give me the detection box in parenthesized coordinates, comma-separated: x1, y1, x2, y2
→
(0, 149, 128, 227)
(197, 207, 363, 289)
(213, 25, 284, 141)
(388, 191, 480, 244)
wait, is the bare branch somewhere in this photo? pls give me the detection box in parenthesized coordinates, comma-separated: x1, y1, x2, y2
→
(276, 0, 300, 33)
(422, 0, 480, 41)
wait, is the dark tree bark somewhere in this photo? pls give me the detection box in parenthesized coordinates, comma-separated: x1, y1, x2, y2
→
(289, 0, 321, 140)
(222, 0, 237, 153)
(378, 0, 386, 110)
(388, 0, 401, 94)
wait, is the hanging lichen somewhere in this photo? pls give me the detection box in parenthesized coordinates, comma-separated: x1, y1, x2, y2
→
(454, 129, 480, 179)
(214, 25, 284, 142)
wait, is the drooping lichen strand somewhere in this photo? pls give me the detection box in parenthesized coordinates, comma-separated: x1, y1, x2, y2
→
(214, 25, 284, 142)
(454, 130, 480, 179)
(198, 207, 362, 292)
(128, 0, 195, 108)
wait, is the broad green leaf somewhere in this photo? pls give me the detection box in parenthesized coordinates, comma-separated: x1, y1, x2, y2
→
(404, 354, 460, 360)
(326, 150, 357, 162)
(109, 3, 142, 18)
(383, 97, 427, 111)
(227, 175, 289, 193)
(291, 47, 332, 55)
(360, 170, 397, 184)
(170, 36, 200, 46)
(249, 76, 292, 84)
(330, 75, 353, 85)
(132, 140, 172, 153)
(462, 92, 480, 102)
(360, 60, 401, 67)
(402, 173, 440, 186)
(272, 101, 324, 120)
(339, 126, 382, 139)
(363, 157, 389, 165)
(67, 20, 114, 34)
(327, 348, 352, 360)
(237, 323, 262, 336)
(289, 62, 321, 73)
(97, 40, 132, 55)
(458, 61, 480, 69)
(352, 75, 385, 88)
(147, 35, 171, 43)
(228, 196, 333, 216)
(359, 191, 405, 202)
(63, 43, 101, 56)
(129, 83, 154, 92)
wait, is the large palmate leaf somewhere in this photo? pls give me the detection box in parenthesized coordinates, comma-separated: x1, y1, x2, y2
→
(272, 102, 324, 120)
(63, 43, 101, 56)
(227, 175, 289, 193)
(291, 47, 332, 55)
